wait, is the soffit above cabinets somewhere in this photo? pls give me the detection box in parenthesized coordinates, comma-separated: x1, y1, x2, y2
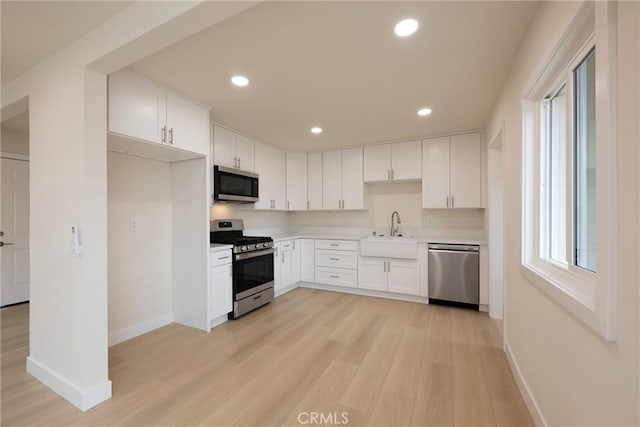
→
(128, 1, 537, 152)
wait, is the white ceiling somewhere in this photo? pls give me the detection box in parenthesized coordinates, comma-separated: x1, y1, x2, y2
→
(129, 1, 538, 151)
(1, 1, 133, 85)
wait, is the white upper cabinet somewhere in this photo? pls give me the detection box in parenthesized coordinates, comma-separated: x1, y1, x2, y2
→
(166, 92, 210, 155)
(364, 140, 421, 182)
(363, 144, 391, 182)
(422, 136, 450, 208)
(307, 152, 323, 210)
(254, 142, 286, 210)
(391, 140, 422, 181)
(322, 150, 343, 210)
(108, 70, 209, 155)
(450, 133, 482, 208)
(341, 147, 364, 210)
(213, 125, 254, 172)
(422, 133, 481, 208)
(322, 148, 363, 210)
(286, 152, 308, 211)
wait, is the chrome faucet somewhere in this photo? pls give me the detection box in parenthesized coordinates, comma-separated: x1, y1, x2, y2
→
(390, 211, 402, 236)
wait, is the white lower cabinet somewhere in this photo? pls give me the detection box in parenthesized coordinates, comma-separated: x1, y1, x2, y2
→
(275, 239, 300, 293)
(358, 257, 420, 296)
(300, 239, 314, 282)
(210, 249, 233, 321)
(314, 239, 358, 288)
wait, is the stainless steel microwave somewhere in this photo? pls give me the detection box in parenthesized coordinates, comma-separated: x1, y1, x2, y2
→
(213, 165, 259, 203)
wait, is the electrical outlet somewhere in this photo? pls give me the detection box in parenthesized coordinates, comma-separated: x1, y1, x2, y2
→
(129, 218, 138, 231)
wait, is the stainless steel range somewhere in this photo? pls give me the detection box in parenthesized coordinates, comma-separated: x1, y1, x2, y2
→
(210, 219, 274, 319)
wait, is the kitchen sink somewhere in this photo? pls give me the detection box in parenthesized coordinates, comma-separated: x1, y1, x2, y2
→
(359, 236, 418, 259)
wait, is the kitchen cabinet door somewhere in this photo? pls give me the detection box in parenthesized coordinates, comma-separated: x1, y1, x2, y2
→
(254, 142, 286, 210)
(235, 133, 255, 172)
(422, 136, 450, 208)
(322, 150, 342, 210)
(108, 70, 166, 144)
(291, 239, 301, 284)
(166, 92, 210, 155)
(279, 248, 293, 291)
(286, 152, 308, 210)
(391, 140, 421, 181)
(358, 258, 387, 291)
(342, 147, 364, 210)
(300, 239, 315, 282)
(387, 259, 420, 296)
(213, 125, 237, 168)
(307, 152, 323, 210)
(450, 133, 481, 208)
(364, 144, 391, 182)
(210, 263, 232, 319)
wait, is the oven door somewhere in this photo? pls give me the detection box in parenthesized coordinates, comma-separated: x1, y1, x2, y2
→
(214, 165, 259, 203)
(233, 248, 274, 299)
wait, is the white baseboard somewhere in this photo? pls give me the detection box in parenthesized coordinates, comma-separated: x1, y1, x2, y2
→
(298, 282, 429, 304)
(274, 283, 299, 298)
(504, 339, 547, 427)
(108, 312, 174, 346)
(210, 313, 228, 329)
(26, 357, 112, 411)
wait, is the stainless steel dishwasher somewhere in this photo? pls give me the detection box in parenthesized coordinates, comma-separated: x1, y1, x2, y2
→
(428, 243, 479, 309)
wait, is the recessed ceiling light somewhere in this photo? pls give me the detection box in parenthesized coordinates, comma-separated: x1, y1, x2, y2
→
(417, 108, 432, 116)
(394, 18, 419, 37)
(310, 127, 323, 134)
(230, 75, 249, 87)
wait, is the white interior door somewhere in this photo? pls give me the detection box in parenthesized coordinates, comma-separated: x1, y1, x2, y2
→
(1, 158, 30, 306)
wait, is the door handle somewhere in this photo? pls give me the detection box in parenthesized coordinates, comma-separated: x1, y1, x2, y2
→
(0, 242, 14, 247)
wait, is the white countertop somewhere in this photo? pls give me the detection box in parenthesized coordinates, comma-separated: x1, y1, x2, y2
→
(271, 233, 486, 245)
(272, 233, 367, 242)
(209, 243, 233, 252)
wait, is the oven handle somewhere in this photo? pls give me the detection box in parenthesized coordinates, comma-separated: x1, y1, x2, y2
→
(235, 247, 275, 261)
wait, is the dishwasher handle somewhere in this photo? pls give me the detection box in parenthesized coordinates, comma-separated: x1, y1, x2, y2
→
(428, 243, 479, 252)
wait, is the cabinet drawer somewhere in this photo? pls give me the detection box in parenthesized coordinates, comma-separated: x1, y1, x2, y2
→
(315, 267, 358, 288)
(315, 249, 358, 269)
(279, 240, 294, 250)
(210, 249, 233, 267)
(314, 239, 358, 251)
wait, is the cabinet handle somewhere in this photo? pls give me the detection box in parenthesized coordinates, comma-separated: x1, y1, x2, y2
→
(330, 275, 340, 279)
(451, 195, 454, 207)
(217, 256, 230, 260)
(287, 201, 290, 210)
(282, 253, 285, 263)
(307, 201, 310, 210)
(329, 257, 340, 261)
(161, 126, 167, 143)
(292, 240, 296, 250)
(387, 261, 391, 272)
(329, 243, 339, 247)
(446, 196, 449, 208)
(238, 158, 241, 169)
(169, 128, 174, 145)
(391, 169, 394, 179)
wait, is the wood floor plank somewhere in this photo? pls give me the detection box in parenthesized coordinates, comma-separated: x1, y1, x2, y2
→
(1, 289, 534, 427)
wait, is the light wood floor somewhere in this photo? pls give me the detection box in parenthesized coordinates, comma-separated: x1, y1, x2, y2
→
(1, 288, 533, 426)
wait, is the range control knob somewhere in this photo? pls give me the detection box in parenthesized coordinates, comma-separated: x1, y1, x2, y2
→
(241, 246, 248, 252)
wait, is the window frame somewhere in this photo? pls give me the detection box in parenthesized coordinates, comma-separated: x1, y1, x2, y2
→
(521, 1, 617, 340)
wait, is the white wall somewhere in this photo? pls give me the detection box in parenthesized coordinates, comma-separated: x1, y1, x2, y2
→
(485, 2, 639, 424)
(107, 152, 172, 343)
(1, 127, 29, 155)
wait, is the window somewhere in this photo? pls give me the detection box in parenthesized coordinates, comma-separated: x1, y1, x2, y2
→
(521, 2, 616, 340)
(573, 49, 596, 272)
